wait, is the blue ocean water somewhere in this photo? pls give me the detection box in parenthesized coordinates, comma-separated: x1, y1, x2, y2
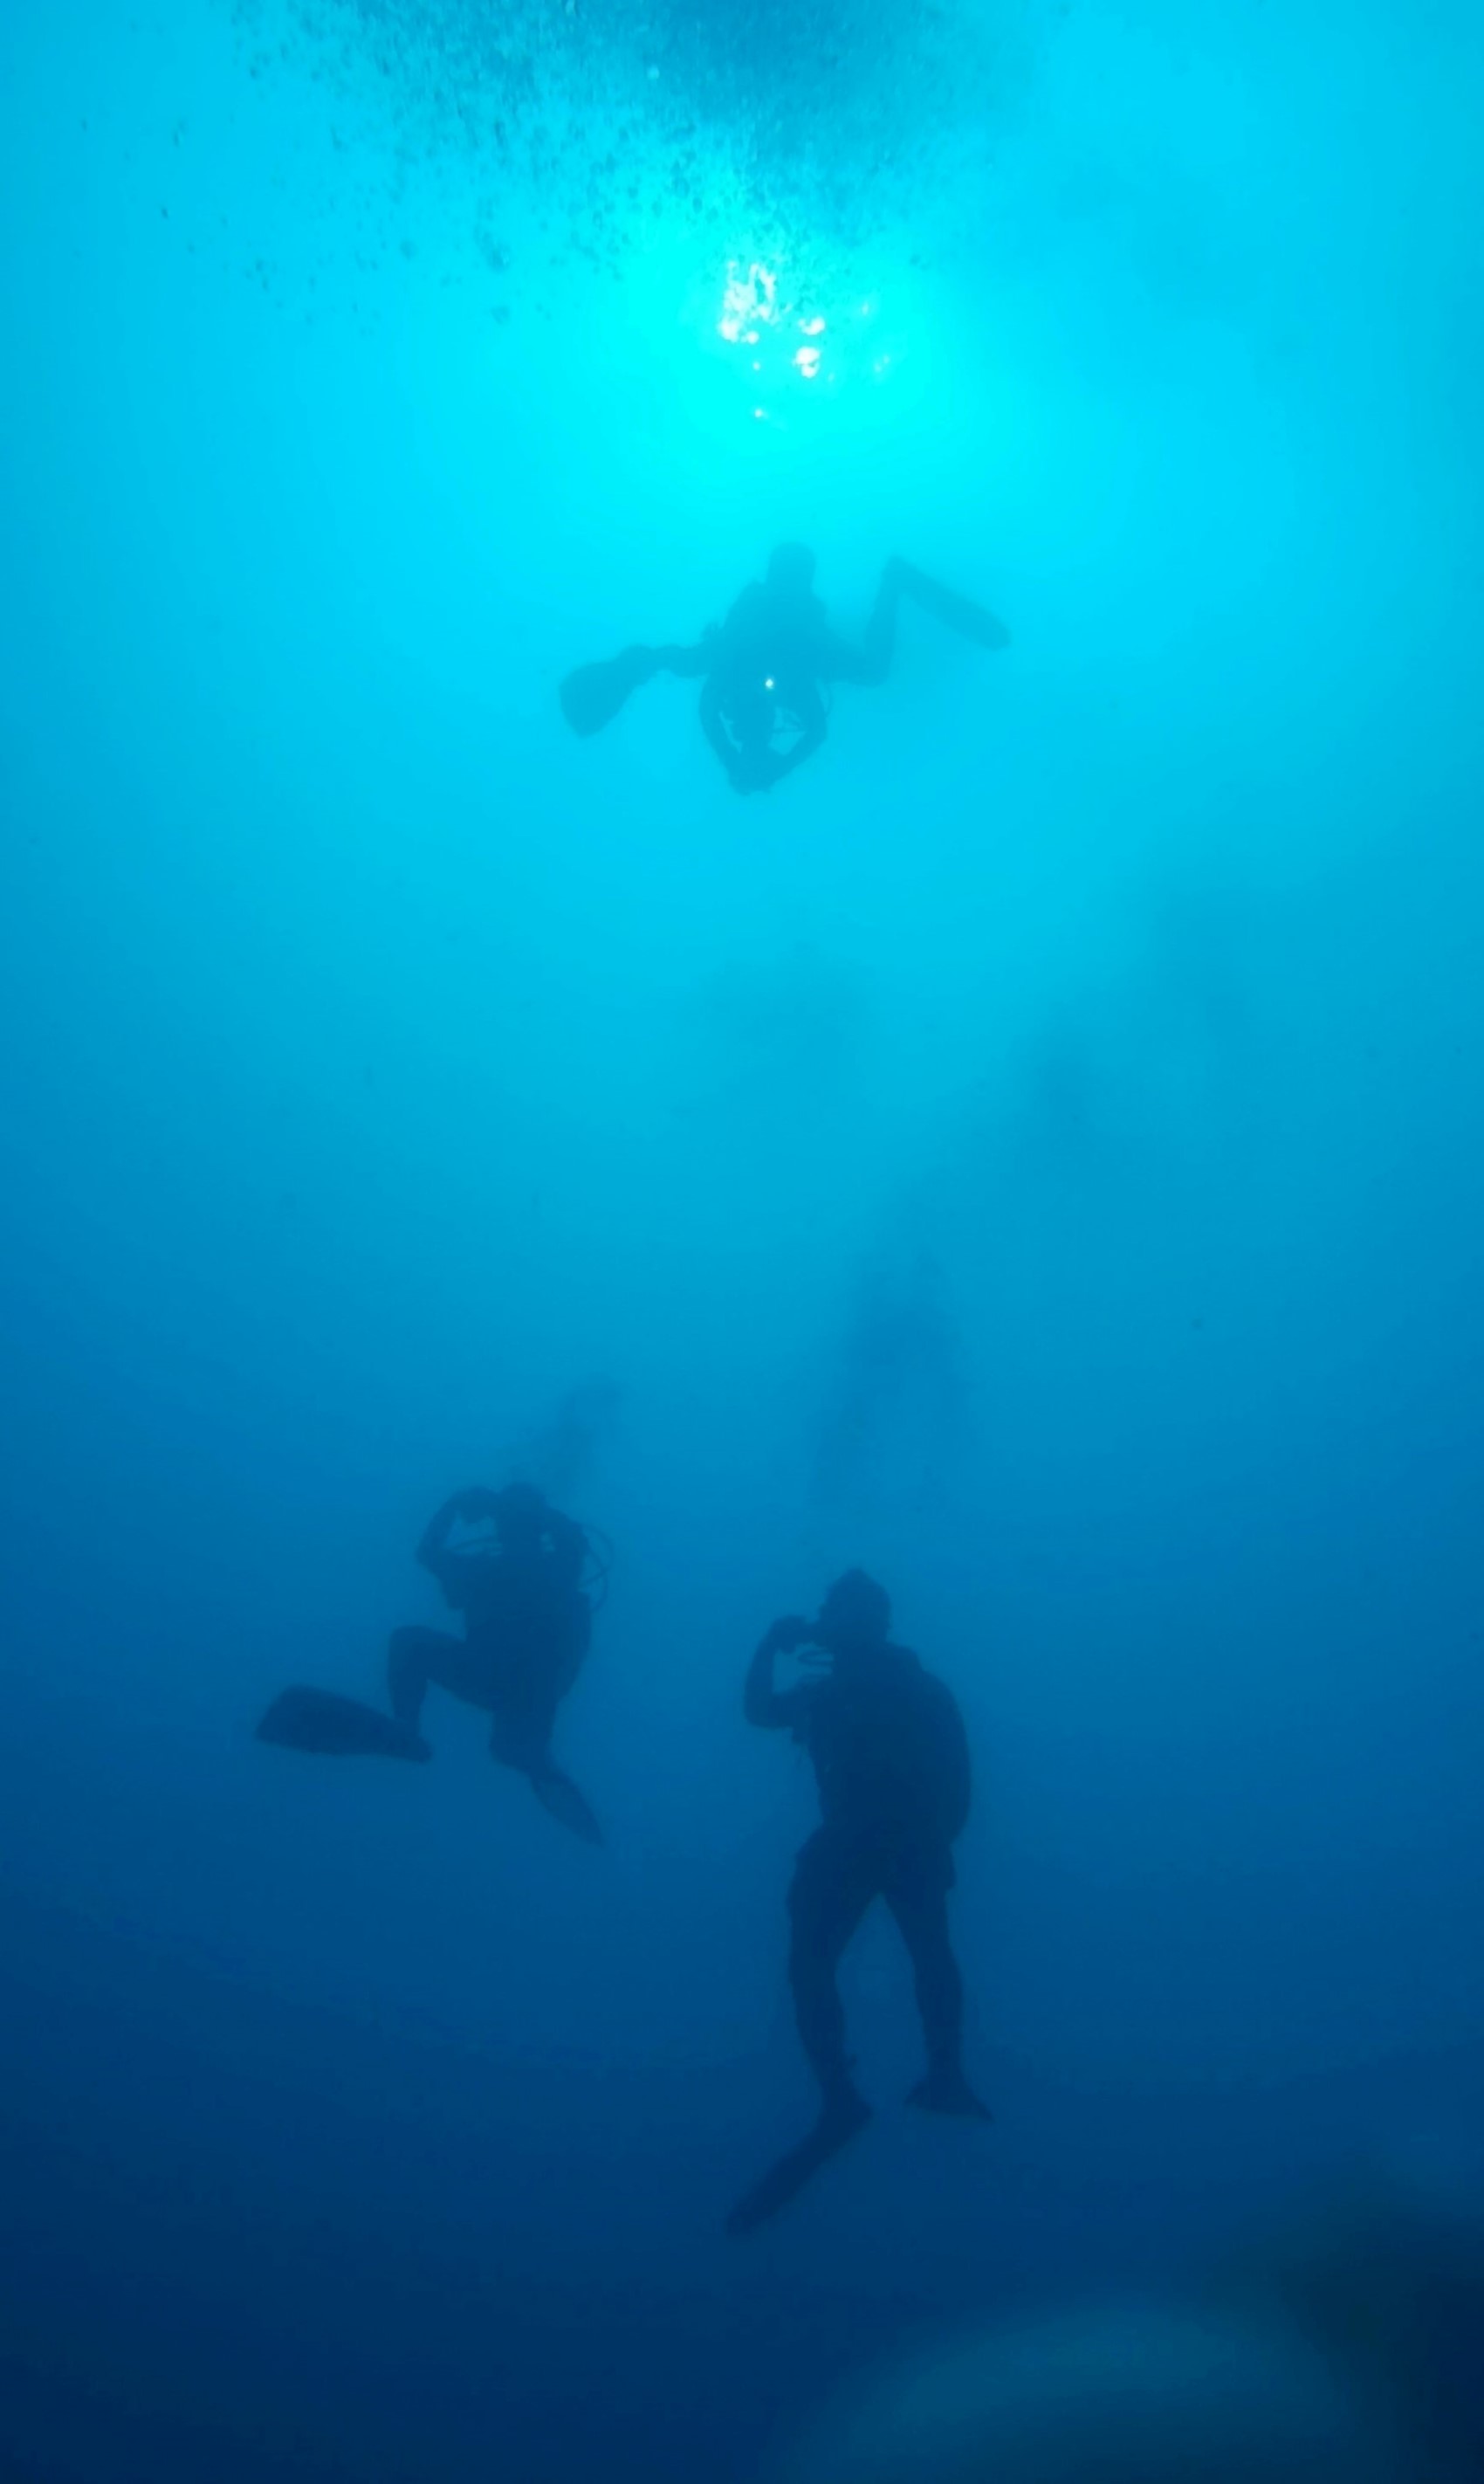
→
(3, 1, 1483, 2477)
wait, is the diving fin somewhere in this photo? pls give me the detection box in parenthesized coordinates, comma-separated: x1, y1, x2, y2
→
(725, 2091, 872, 2236)
(894, 560, 1011, 650)
(907, 2068, 994, 2121)
(530, 1764, 605, 1846)
(559, 645, 659, 738)
(258, 1686, 430, 1762)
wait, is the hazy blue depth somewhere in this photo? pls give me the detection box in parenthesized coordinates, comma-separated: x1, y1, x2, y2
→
(2, 0, 1482, 2477)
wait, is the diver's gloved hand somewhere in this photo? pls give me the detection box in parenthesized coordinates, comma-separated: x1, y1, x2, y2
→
(766, 1614, 814, 1655)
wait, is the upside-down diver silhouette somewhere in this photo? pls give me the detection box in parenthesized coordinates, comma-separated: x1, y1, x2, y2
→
(560, 547, 1009, 794)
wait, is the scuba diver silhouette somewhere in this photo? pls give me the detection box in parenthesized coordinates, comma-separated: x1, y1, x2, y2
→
(727, 1567, 990, 2233)
(560, 546, 1009, 795)
(258, 1482, 608, 1844)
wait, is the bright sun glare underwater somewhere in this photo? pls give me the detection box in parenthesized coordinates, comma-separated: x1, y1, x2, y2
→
(583, 204, 917, 440)
(714, 258, 899, 422)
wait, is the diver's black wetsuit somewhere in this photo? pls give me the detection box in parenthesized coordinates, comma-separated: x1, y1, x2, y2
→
(745, 1588, 983, 2119)
(560, 544, 1007, 796)
(389, 1487, 597, 1830)
(652, 555, 903, 795)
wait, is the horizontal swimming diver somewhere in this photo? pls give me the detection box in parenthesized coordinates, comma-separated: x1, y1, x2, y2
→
(560, 547, 1009, 795)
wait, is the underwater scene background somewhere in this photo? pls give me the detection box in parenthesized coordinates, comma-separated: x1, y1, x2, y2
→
(2, 0, 1483, 2477)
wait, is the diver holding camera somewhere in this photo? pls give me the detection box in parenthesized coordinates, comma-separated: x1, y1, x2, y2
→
(258, 1481, 606, 1844)
(730, 1568, 990, 2233)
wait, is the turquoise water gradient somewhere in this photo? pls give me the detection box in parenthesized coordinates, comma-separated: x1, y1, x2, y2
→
(2, 3, 1482, 2479)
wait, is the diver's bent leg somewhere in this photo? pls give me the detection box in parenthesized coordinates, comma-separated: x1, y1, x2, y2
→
(698, 677, 745, 789)
(787, 1834, 875, 2109)
(890, 1879, 991, 2116)
(488, 1663, 562, 1774)
(388, 1627, 451, 1730)
(855, 561, 905, 685)
(654, 639, 713, 681)
(888, 1883, 964, 2077)
(388, 1627, 486, 1728)
(486, 1696, 602, 1843)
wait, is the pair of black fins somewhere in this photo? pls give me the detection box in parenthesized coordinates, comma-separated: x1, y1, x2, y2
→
(257, 1685, 603, 1846)
(559, 561, 1010, 739)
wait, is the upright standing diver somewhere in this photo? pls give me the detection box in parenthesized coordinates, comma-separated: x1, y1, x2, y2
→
(559, 545, 1010, 795)
(728, 1566, 990, 2233)
(258, 1482, 606, 1844)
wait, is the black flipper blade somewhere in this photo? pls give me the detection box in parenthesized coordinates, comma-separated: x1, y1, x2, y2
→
(558, 646, 658, 737)
(530, 1765, 605, 1845)
(725, 2096, 872, 2237)
(257, 1687, 429, 1762)
(895, 561, 1011, 650)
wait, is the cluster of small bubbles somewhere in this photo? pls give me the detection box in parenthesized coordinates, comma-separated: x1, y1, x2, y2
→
(230, 0, 1020, 307)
